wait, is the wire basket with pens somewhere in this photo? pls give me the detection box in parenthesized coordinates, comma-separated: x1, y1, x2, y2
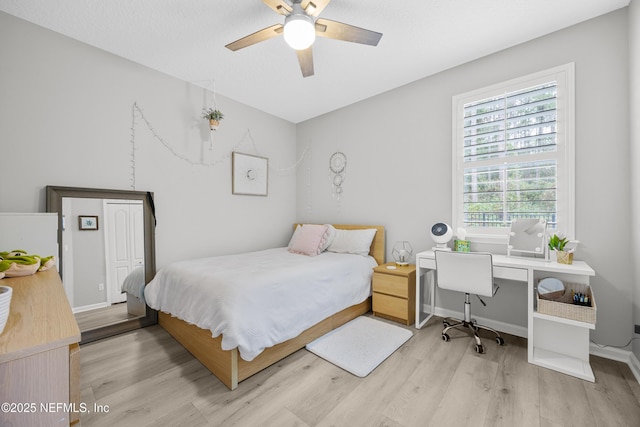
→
(536, 280, 596, 324)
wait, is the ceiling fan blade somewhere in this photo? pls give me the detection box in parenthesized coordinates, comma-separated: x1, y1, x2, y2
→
(315, 18, 382, 46)
(301, 0, 331, 17)
(296, 47, 314, 78)
(263, 0, 292, 15)
(225, 24, 284, 51)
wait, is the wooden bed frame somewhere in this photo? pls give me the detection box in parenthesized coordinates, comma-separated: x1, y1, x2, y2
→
(158, 224, 385, 390)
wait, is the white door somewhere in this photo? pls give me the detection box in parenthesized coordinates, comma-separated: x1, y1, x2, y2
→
(105, 201, 144, 304)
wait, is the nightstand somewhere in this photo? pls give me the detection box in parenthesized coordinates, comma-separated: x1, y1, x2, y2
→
(372, 263, 416, 326)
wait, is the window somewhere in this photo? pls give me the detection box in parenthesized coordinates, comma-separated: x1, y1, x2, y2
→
(452, 64, 575, 242)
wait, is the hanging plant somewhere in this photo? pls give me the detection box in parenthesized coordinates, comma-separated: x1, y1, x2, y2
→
(202, 107, 224, 130)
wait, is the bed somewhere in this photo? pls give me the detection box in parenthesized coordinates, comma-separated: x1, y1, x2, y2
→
(145, 224, 385, 390)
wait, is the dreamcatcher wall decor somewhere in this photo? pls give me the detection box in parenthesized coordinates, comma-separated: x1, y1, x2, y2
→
(329, 151, 347, 200)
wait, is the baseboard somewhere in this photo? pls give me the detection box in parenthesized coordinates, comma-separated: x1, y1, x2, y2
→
(631, 353, 640, 383)
(73, 301, 109, 314)
(589, 342, 632, 362)
(426, 304, 640, 383)
(589, 343, 640, 384)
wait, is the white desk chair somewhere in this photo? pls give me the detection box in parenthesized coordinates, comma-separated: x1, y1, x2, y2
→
(434, 251, 505, 353)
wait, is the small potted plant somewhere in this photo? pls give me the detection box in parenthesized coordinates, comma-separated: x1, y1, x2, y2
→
(548, 232, 573, 264)
(202, 108, 224, 130)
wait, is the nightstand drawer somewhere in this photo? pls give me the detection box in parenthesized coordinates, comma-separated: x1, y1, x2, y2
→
(372, 274, 409, 298)
(373, 293, 408, 321)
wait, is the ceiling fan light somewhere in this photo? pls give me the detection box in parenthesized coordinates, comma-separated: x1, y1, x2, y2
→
(284, 14, 315, 50)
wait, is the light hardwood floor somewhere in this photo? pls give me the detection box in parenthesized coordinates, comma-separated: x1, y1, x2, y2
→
(78, 316, 640, 427)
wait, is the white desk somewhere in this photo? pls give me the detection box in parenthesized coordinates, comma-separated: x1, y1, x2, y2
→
(415, 250, 596, 381)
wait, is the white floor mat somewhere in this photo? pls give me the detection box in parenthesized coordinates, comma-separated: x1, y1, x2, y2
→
(305, 316, 413, 377)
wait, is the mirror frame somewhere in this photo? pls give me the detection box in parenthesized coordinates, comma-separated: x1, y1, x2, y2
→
(46, 185, 157, 343)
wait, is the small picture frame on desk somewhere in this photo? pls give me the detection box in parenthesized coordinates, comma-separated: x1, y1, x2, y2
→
(78, 215, 99, 230)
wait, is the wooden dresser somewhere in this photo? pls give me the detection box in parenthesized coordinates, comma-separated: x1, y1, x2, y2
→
(0, 268, 81, 426)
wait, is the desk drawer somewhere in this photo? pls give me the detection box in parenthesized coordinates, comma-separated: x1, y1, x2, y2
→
(372, 274, 408, 298)
(418, 254, 528, 282)
(494, 266, 528, 282)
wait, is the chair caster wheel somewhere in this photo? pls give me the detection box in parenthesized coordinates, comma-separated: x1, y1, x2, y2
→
(475, 344, 485, 354)
(442, 333, 450, 342)
(496, 336, 505, 346)
(443, 320, 450, 327)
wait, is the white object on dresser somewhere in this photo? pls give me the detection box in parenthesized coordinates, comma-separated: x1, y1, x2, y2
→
(0, 286, 12, 334)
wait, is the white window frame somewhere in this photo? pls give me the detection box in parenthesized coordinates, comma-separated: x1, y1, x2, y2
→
(451, 63, 575, 244)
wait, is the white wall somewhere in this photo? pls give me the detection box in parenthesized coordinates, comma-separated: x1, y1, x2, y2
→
(630, 0, 640, 360)
(297, 9, 633, 348)
(66, 198, 106, 307)
(0, 12, 298, 268)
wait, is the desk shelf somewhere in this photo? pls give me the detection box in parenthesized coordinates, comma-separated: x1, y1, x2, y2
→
(532, 311, 595, 329)
(531, 311, 594, 382)
(532, 348, 595, 382)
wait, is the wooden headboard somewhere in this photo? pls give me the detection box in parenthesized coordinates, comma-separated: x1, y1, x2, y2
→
(294, 224, 385, 265)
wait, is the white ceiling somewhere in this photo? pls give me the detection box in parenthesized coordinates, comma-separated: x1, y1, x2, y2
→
(0, 0, 630, 123)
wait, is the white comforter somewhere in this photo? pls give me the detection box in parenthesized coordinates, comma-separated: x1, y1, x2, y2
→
(121, 266, 146, 300)
(144, 248, 377, 361)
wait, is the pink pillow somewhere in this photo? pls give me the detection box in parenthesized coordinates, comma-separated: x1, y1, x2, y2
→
(288, 224, 329, 256)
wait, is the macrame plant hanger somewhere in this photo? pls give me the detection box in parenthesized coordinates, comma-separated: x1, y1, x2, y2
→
(207, 80, 221, 149)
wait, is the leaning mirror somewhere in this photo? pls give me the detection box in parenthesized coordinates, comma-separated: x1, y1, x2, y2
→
(46, 186, 157, 343)
(507, 218, 547, 258)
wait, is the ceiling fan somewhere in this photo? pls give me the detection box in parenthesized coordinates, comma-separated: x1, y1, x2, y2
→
(225, 0, 383, 78)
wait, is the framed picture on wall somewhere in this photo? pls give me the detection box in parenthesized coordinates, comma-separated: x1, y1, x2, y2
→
(232, 152, 268, 196)
(78, 215, 99, 230)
